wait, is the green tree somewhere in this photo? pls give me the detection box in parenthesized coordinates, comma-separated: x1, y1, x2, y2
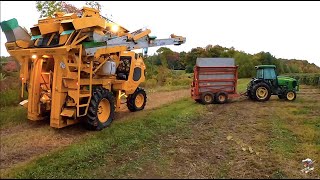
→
(36, 1, 63, 18)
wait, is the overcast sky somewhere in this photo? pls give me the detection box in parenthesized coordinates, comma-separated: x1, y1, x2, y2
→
(1, 1, 319, 67)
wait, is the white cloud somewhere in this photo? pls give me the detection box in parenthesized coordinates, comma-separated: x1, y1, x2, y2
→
(1, 1, 319, 67)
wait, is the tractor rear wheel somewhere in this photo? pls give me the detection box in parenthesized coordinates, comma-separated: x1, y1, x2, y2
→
(85, 87, 115, 131)
(247, 90, 255, 100)
(200, 92, 214, 104)
(278, 94, 285, 99)
(252, 82, 271, 102)
(127, 87, 147, 112)
(285, 90, 296, 101)
(195, 99, 202, 103)
(215, 92, 228, 104)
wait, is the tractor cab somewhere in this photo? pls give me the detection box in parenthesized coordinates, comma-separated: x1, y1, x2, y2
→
(255, 65, 278, 88)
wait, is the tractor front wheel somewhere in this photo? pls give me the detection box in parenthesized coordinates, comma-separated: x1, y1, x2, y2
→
(127, 87, 147, 112)
(85, 87, 115, 131)
(285, 91, 296, 101)
(252, 82, 271, 102)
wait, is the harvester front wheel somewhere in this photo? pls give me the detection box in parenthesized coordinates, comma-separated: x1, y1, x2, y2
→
(127, 87, 147, 112)
(285, 90, 296, 101)
(85, 87, 115, 131)
(252, 83, 271, 102)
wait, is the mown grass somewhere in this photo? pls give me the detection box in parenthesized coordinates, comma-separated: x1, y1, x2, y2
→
(3, 98, 204, 178)
(267, 95, 320, 177)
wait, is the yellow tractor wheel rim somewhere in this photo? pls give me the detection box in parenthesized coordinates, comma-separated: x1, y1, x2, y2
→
(287, 92, 295, 100)
(219, 95, 226, 102)
(135, 94, 145, 108)
(256, 87, 268, 99)
(97, 98, 110, 123)
(204, 94, 212, 103)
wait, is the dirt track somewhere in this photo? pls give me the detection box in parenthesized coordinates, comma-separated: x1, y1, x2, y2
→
(0, 89, 190, 172)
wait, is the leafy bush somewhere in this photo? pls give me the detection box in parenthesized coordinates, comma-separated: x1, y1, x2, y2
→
(286, 73, 320, 87)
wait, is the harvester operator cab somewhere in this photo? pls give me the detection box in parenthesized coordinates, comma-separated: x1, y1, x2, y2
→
(116, 56, 132, 80)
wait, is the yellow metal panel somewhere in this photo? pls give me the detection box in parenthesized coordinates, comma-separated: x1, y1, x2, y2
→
(94, 46, 128, 58)
(71, 17, 106, 30)
(15, 40, 30, 48)
(133, 29, 151, 41)
(50, 55, 68, 128)
(27, 58, 43, 121)
(59, 34, 69, 44)
(38, 23, 60, 35)
(82, 7, 100, 18)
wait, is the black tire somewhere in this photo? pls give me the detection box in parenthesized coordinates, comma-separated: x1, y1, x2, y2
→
(252, 82, 271, 102)
(127, 87, 147, 112)
(200, 92, 214, 104)
(285, 90, 297, 101)
(85, 86, 115, 131)
(278, 94, 285, 99)
(247, 90, 255, 100)
(195, 99, 202, 103)
(215, 92, 228, 104)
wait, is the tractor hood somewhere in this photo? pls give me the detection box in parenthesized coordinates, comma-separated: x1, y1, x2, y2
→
(277, 76, 299, 91)
(277, 76, 297, 82)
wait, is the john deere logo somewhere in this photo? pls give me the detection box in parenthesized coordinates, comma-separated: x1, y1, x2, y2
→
(60, 62, 66, 69)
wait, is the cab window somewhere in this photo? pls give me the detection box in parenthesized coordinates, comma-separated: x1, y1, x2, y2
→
(264, 68, 276, 79)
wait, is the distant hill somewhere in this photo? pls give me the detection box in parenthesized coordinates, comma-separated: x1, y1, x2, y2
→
(145, 45, 320, 78)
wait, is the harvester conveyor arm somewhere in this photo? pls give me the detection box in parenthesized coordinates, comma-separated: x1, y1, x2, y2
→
(84, 31, 186, 57)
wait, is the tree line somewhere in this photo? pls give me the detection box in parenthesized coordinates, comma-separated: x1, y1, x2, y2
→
(145, 45, 320, 78)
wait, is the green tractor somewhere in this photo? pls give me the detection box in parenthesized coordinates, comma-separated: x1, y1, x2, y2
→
(246, 65, 299, 102)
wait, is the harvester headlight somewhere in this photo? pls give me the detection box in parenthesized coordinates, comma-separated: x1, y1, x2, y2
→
(111, 24, 119, 32)
(31, 54, 37, 59)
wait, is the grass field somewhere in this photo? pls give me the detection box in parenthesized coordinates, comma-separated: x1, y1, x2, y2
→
(1, 78, 319, 178)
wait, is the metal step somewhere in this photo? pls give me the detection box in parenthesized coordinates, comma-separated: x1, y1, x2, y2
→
(60, 108, 76, 117)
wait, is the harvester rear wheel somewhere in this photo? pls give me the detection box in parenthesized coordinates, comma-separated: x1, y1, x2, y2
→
(127, 87, 147, 112)
(252, 82, 271, 102)
(215, 92, 228, 104)
(285, 90, 296, 101)
(85, 87, 115, 131)
(200, 92, 214, 104)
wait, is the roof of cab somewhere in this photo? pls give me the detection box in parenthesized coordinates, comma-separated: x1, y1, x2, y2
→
(255, 65, 276, 69)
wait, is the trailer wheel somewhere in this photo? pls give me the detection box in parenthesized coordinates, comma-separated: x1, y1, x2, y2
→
(215, 92, 228, 104)
(127, 87, 147, 112)
(285, 90, 296, 101)
(201, 92, 214, 104)
(85, 87, 115, 131)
